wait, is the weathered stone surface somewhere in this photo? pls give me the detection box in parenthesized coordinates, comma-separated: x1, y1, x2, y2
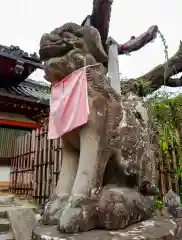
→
(164, 190, 180, 208)
(0, 219, 10, 233)
(0, 196, 14, 205)
(175, 218, 182, 239)
(0, 205, 34, 219)
(7, 208, 36, 240)
(33, 217, 177, 240)
(0, 232, 14, 240)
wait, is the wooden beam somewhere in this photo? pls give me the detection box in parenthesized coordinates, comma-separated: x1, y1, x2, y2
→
(0, 158, 11, 166)
(0, 119, 40, 129)
(0, 181, 9, 189)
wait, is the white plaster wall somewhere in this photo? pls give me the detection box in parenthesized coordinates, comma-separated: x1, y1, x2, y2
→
(0, 166, 10, 181)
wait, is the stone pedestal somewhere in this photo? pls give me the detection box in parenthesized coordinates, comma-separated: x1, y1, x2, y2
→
(33, 216, 178, 240)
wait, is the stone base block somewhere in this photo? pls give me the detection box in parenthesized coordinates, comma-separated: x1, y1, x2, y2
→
(33, 216, 178, 240)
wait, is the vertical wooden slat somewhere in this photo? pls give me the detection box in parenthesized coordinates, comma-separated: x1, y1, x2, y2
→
(43, 126, 47, 203)
(47, 137, 52, 197)
(53, 138, 58, 191)
(30, 131, 36, 197)
(38, 127, 43, 204)
(33, 128, 40, 202)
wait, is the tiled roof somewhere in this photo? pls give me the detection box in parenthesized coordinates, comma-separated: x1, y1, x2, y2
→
(0, 44, 44, 88)
(0, 44, 41, 63)
(0, 79, 50, 105)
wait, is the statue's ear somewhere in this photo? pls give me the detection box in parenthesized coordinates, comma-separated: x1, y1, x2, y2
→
(83, 26, 108, 63)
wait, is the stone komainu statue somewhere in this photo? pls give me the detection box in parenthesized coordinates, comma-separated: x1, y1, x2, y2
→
(39, 22, 159, 233)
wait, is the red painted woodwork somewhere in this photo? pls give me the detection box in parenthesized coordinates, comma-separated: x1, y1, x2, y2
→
(0, 119, 40, 129)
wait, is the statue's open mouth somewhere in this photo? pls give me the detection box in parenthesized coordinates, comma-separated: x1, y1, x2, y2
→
(40, 40, 74, 61)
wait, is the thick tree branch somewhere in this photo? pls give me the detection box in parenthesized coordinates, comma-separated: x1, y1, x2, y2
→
(107, 25, 158, 55)
(119, 25, 158, 55)
(122, 41, 182, 96)
(91, 0, 113, 47)
(82, 0, 113, 49)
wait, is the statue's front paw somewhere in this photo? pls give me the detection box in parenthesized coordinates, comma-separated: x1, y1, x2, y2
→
(59, 196, 97, 233)
(59, 207, 83, 233)
(43, 194, 68, 225)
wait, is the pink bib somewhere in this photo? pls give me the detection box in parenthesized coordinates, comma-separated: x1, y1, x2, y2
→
(48, 67, 89, 139)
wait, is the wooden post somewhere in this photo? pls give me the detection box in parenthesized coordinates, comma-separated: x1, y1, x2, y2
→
(108, 43, 121, 95)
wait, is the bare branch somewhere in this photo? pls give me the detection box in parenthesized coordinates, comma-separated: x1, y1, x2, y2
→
(119, 25, 158, 54)
(107, 25, 158, 55)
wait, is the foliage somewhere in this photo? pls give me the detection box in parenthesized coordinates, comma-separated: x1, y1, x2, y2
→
(155, 199, 164, 212)
(151, 93, 182, 182)
(134, 79, 153, 96)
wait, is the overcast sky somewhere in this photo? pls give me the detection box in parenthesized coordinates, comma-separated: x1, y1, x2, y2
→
(1, 0, 182, 93)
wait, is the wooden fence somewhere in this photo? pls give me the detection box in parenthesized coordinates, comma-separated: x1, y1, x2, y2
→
(158, 148, 181, 198)
(0, 127, 30, 160)
(9, 125, 62, 204)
